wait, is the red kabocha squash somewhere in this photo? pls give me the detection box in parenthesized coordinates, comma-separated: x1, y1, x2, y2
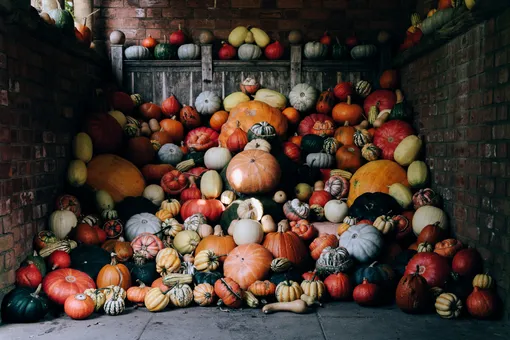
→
(309, 190, 332, 207)
(434, 239, 463, 258)
(335, 144, 362, 173)
(64, 293, 95, 320)
(74, 223, 100, 246)
(110, 91, 135, 114)
(218, 42, 236, 60)
(363, 89, 397, 114)
(316, 89, 335, 115)
(161, 169, 188, 195)
(185, 127, 219, 152)
(210, 110, 229, 131)
(379, 70, 399, 89)
(405, 252, 450, 288)
(125, 137, 156, 167)
(140, 103, 162, 121)
(265, 41, 284, 60)
(324, 272, 352, 300)
(16, 262, 42, 289)
(180, 105, 201, 130)
(83, 113, 123, 154)
(262, 221, 309, 266)
(180, 199, 225, 223)
(282, 142, 301, 163)
(214, 277, 243, 308)
(161, 95, 181, 117)
(180, 177, 202, 202)
(319, 31, 331, 45)
(48, 250, 72, 270)
(309, 234, 339, 260)
(131, 233, 164, 260)
(96, 254, 132, 291)
(223, 244, 273, 290)
(160, 118, 185, 143)
(42, 268, 96, 305)
(55, 194, 81, 217)
(395, 269, 430, 313)
(170, 25, 186, 45)
(227, 123, 249, 153)
(142, 164, 174, 182)
(417, 222, 445, 245)
(373, 120, 414, 160)
(353, 279, 380, 306)
(151, 130, 174, 146)
(142, 35, 158, 49)
(333, 82, 353, 101)
(195, 225, 236, 263)
(452, 248, 483, 278)
(333, 122, 356, 146)
(290, 219, 318, 242)
(332, 96, 364, 126)
(297, 113, 335, 136)
(466, 287, 498, 319)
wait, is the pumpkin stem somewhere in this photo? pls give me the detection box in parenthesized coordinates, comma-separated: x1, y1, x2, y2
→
(213, 225, 224, 236)
(414, 265, 420, 277)
(136, 279, 146, 288)
(110, 253, 118, 265)
(32, 284, 43, 297)
(395, 89, 404, 104)
(178, 24, 182, 31)
(346, 96, 352, 105)
(369, 261, 378, 268)
(33, 250, 38, 256)
(115, 265, 124, 288)
(278, 219, 290, 233)
(343, 121, 349, 126)
(86, 8, 100, 19)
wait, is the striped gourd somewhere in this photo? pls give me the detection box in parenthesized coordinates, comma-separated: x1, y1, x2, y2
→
(243, 291, 260, 308)
(80, 214, 100, 226)
(270, 257, 292, 273)
(355, 80, 371, 98)
(126, 116, 141, 127)
(176, 159, 195, 172)
(361, 143, 381, 161)
(39, 239, 77, 258)
(124, 124, 140, 138)
(329, 169, 352, 180)
(101, 209, 118, 220)
(162, 273, 193, 286)
(353, 129, 372, 148)
(322, 137, 340, 155)
(131, 94, 143, 106)
(168, 284, 193, 308)
(144, 287, 170, 312)
(103, 293, 125, 316)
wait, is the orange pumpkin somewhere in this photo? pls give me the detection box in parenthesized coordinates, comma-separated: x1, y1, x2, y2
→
(226, 122, 248, 153)
(226, 150, 281, 194)
(347, 160, 409, 206)
(160, 118, 184, 143)
(96, 254, 132, 291)
(262, 221, 308, 266)
(379, 70, 399, 89)
(219, 101, 288, 146)
(332, 96, 364, 126)
(248, 280, 276, 297)
(335, 144, 362, 173)
(180, 105, 201, 129)
(289, 134, 303, 146)
(309, 234, 339, 260)
(151, 131, 173, 146)
(194, 225, 236, 263)
(210, 110, 229, 131)
(334, 122, 356, 146)
(64, 293, 95, 320)
(140, 103, 162, 121)
(114, 239, 133, 262)
(151, 277, 169, 293)
(87, 154, 145, 203)
(161, 95, 181, 117)
(434, 239, 463, 258)
(223, 244, 273, 290)
(214, 277, 242, 308)
(142, 35, 157, 49)
(127, 280, 151, 306)
(316, 89, 335, 115)
(282, 107, 300, 125)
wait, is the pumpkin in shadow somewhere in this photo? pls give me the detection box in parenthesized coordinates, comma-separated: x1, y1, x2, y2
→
(116, 196, 158, 222)
(349, 192, 402, 222)
(70, 245, 111, 280)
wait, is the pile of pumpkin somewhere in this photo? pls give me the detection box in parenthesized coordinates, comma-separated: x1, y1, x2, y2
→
(400, 0, 477, 52)
(2, 70, 500, 323)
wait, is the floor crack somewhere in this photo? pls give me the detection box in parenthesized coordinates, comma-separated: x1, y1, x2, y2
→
(316, 311, 328, 340)
(135, 314, 153, 340)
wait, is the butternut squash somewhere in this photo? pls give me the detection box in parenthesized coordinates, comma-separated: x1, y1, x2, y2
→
(262, 299, 309, 314)
(300, 294, 322, 307)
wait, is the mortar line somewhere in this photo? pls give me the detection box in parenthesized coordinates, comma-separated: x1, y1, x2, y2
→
(135, 314, 153, 340)
(316, 311, 328, 340)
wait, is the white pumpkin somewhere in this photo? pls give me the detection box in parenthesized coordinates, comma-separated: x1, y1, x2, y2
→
(173, 230, 201, 254)
(238, 44, 262, 60)
(204, 147, 232, 170)
(339, 224, 383, 263)
(95, 190, 114, 212)
(223, 92, 250, 112)
(178, 43, 200, 60)
(289, 83, 318, 112)
(394, 135, 423, 166)
(200, 170, 223, 199)
(254, 89, 287, 110)
(143, 184, 165, 206)
(388, 183, 412, 209)
(49, 210, 78, 239)
(125, 46, 150, 60)
(125, 213, 161, 242)
(195, 91, 222, 115)
(158, 143, 183, 165)
(233, 219, 264, 245)
(273, 191, 287, 204)
(244, 138, 271, 153)
(324, 200, 348, 223)
(304, 41, 328, 60)
(220, 190, 236, 205)
(412, 206, 448, 236)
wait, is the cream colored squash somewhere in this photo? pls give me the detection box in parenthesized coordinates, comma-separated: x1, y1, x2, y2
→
(95, 190, 115, 211)
(223, 92, 250, 112)
(204, 147, 232, 171)
(254, 89, 287, 110)
(49, 210, 78, 239)
(394, 135, 422, 166)
(412, 206, 448, 235)
(233, 219, 264, 245)
(408, 160, 429, 188)
(324, 200, 348, 223)
(228, 26, 249, 47)
(173, 230, 201, 254)
(67, 160, 87, 187)
(465, 0, 475, 10)
(200, 170, 223, 199)
(220, 190, 236, 205)
(72, 132, 93, 163)
(143, 184, 166, 206)
(108, 110, 127, 128)
(388, 183, 412, 209)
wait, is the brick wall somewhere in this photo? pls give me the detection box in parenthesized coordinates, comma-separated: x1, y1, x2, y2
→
(0, 8, 104, 306)
(400, 9, 510, 316)
(92, 0, 415, 46)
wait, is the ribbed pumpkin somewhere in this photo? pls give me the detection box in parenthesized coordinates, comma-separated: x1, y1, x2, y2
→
(214, 278, 243, 308)
(226, 150, 280, 194)
(223, 244, 273, 289)
(210, 111, 229, 131)
(195, 225, 236, 263)
(96, 254, 131, 291)
(334, 122, 356, 146)
(226, 122, 249, 153)
(262, 221, 308, 266)
(309, 234, 339, 260)
(42, 269, 96, 305)
(336, 145, 362, 173)
(373, 120, 414, 161)
(332, 96, 363, 126)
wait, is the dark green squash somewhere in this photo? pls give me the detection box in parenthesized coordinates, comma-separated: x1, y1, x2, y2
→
(1, 284, 49, 323)
(48, 8, 74, 35)
(125, 260, 158, 285)
(296, 163, 321, 185)
(270, 268, 302, 285)
(220, 164, 234, 191)
(389, 102, 411, 121)
(154, 42, 177, 60)
(300, 134, 325, 154)
(354, 261, 396, 289)
(349, 192, 402, 222)
(70, 245, 111, 280)
(332, 38, 348, 60)
(446, 272, 473, 301)
(219, 200, 242, 233)
(184, 151, 205, 167)
(194, 271, 222, 285)
(24, 251, 47, 277)
(116, 196, 158, 222)
(390, 249, 417, 277)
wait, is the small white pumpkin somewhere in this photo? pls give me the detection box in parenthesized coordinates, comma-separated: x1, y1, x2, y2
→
(158, 143, 183, 165)
(254, 89, 287, 110)
(233, 219, 264, 245)
(125, 213, 161, 242)
(388, 183, 412, 209)
(304, 41, 328, 60)
(324, 200, 348, 223)
(195, 91, 222, 115)
(143, 185, 165, 206)
(200, 170, 223, 199)
(204, 147, 232, 170)
(95, 190, 114, 211)
(125, 46, 150, 60)
(238, 43, 262, 60)
(412, 206, 448, 236)
(178, 43, 200, 60)
(49, 210, 78, 239)
(244, 138, 271, 153)
(289, 83, 318, 112)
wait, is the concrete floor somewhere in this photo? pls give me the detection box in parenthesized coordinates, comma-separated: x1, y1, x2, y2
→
(0, 302, 507, 340)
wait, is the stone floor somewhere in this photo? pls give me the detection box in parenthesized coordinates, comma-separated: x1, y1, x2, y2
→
(0, 302, 507, 340)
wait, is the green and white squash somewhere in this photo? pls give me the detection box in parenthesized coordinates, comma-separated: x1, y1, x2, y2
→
(178, 44, 201, 60)
(323, 137, 340, 155)
(315, 246, 353, 276)
(271, 257, 292, 273)
(238, 44, 262, 60)
(131, 94, 143, 107)
(158, 143, 184, 165)
(169, 283, 193, 308)
(183, 213, 207, 232)
(304, 42, 328, 60)
(355, 80, 372, 98)
(195, 91, 222, 115)
(350, 45, 377, 60)
(103, 293, 125, 316)
(39, 239, 78, 258)
(101, 209, 118, 220)
(125, 213, 161, 242)
(48, 7, 73, 34)
(125, 46, 151, 60)
(248, 122, 277, 142)
(289, 83, 318, 112)
(124, 123, 140, 138)
(306, 153, 334, 168)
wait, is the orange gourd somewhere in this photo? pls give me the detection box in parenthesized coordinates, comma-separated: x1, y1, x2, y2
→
(127, 280, 151, 306)
(226, 122, 248, 153)
(161, 95, 181, 117)
(160, 117, 184, 143)
(214, 277, 243, 308)
(180, 105, 201, 130)
(282, 107, 301, 125)
(194, 225, 236, 263)
(86, 154, 145, 203)
(151, 277, 170, 293)
(151, 131, 173, 146)
(142, 35, 157, 49)
(64, 293, 95, 320)
(335, 145, 362, 173)
(223, 244, 273, 290)
(289, 134, 302, 146)
(332, 96, 364, 126)
(309, 234, 339, 260)
(262, 221, 308, 266)
(316, 89, 335, 115)
(210, 110, 229, 131)
(334, 122, 356, 146)
(96, 254, 132, 291)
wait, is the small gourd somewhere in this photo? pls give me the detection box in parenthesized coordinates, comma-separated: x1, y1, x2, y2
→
(169, 283, 194, 308)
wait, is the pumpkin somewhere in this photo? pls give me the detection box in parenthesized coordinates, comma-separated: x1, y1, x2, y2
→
(232, 219, 264, 245)
(125, 280, 151, 306)
(412, 206, 448, 236)
(158, 143, 183, 166)
(417, 242, 434, 253)
(49, 210, 77, 240)
(306, 153, 334, 168)
(210, 111, 229, 132)
(173, 230, 201, 255)
(33, 230, 57, 251)
(155, 247, 181, 275)
(372, 215, 396, 235)
(42, 268, 96, 305)
(466, 288, 498, 319)
(185, 127, 219, 152)
(223, 244, 273, 290)
(303, 41, 327, 60)
(298, 113, 335, 137)
(416, 223, 444, 246)
(275, 280, 303, 302)
(434, 239, 463, 258)
(452, 248, 483, 278)
(195, 91, 222, 115)
(435, 292, 463, 319)
(218, 41, 236, 60)
(125, 46, 150, 60)
(180, 199, 225, 223)
(194, 250, 220, 272)
(332, 96, 363, 126)
(122, 213, 160, 242)
(373, 120, 414, 161)
(473, 273, 493, 289)
(178, 43, 200, 60)
(379, 70, 398, 89)
(283, 199, 310, 221)
(333, 122, 356, 146)
(160, 169, 188, 195)
(144, 286, 170, 312)
(227, 123, 249, 153)
(238, 43, 262, 60)
(308, 190, 332, 208)
(179, 106, 201, 130)
(412, 188, 442, 210)
(203, 147, 232, 171)
(339, 224, 383, 263)
(249, 280, 276, 298)
(316, 246, 353, 276)
(168, 283, 193, 307)
(323, 137, 340, 155)
(350, 44, 377, 59)
(183, 213, 207, 232)
(96, 254, 131, 291)
(332, 39, 348, 60)
(316, 89, 335, 115)
(289, 83, 318, 112)
(1, 284, 49, 323)
(87, 154, 145, 203)
(131, 233, 164, 261)
(395, 270, 430, 314)
(324, 175, 349, 199)
(347, 160, 409, 206)
(421, 8, 454, 34)
(55, 194, 81, 217)
(16, 262, 42, 289)
(262, 220, 308, 266)
(193, 283, 216, 306)
(405, 252, 450, 288)
(290, 220, 317, 242)
(301, 277, 326, 301)
(353, 279, 380, 306)
(64, 293, 95, 320)
(361, 143, 381, 161)
(324, 199, 348, 223)
(355, 80, 372, 98)
(214, 277, 243, 308)
(363, 90, 396, 115)
(309, 234, 339, 260)
(83, 113, 123, 154)
(324, 273, 352, 300)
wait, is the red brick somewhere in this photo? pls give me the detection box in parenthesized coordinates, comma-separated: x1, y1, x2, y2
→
(277, 0, 303, 8)
(140, 0, 170, 7)
(0, 233, 13, 253)
(0, 270, 15, 289)
(231, 0, 261, 8)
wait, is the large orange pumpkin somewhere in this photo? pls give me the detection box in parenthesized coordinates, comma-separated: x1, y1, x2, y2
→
(96, 254, 132, 291)
(332, 96, 364, 126)
(209, 110, 229, 131)
(347, 160, 409, 206)
(219, 101, 288, 146)
(83, 113, 123, 154)
(87, 154, 145, 203)
(226, 150, 281, 194)
(194, 226, 236, 263)
(159, 118, 184, 143)
(334, 122, 356, 146)
(124, 137, 156, 167)
(336, 144, 362, 173)
(223, 244, 273, 290)
(262, 221, 309, 266)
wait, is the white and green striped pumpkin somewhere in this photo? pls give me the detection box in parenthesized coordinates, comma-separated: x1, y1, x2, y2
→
(353, 129, 372, 148)
(101, 209, 118, 220)
(271, 257, 292, 273)
(248, 122, 276, 141)
(361, 143, 381, 161)
(125, 46, 151, 60)
(103, 293, 125, 316)
(289, 83, 318, 112)
(123, 124, 140, 138)
(355, 81, 372, 98)
(169, 283, 194, 308)
(131, 94, 143, 107)
(323, 137, 340, 155)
